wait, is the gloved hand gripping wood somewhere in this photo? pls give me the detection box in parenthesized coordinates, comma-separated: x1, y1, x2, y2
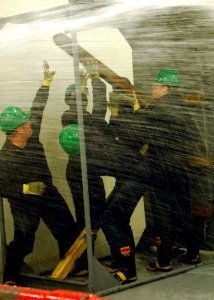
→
(23, 182, 45, 195)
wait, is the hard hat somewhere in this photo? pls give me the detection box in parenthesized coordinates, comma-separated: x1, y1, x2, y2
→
(65, 84, 76, 106)
(153, 69, 180, 87)
(0, 106, 31, 133)
(65, 84, 75, 97)
(59, 123, 80, 156)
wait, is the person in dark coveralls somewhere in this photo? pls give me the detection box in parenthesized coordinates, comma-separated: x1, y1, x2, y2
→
(101, 81, 149, 284)
(143, 69, 209, 272)
(101, 69, 210, 283)
(61, 74, 90, 233)
(60, 66, 109, 276)
(0, 61, 78, 285)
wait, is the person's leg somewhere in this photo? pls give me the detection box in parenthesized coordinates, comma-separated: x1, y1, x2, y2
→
(101, 178, 143, 283)
(66, 158, 85, 232)
(66, 157, 107, 276)
(41, 186, 78, 258)
(171, 169, 201, 264)
(87, 169, 107, 231)
(70, 170, 106, 277)
(136, 192, 157, 254)
(146, 163, 175, 272)
(3, 199, 40, 284)
(147, 189, 174, 271)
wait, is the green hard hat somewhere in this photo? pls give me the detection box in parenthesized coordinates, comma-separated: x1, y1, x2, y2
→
(65, 84, 75, 97)
(65, 84, 76, 106)
(153, 69, 180, 87)
(0, 106, 31, 133)
(59, 123, 80, 156)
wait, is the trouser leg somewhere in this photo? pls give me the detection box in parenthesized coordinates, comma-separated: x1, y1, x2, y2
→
(170, 169, 200, 257)
(66, 159, 85, 233)
(41, 186, 78, 258)
(4, 200, 40, 283)
(150, 165, 199, 265)
(137, 193, 156, 252)
(149, 190, 174, 265)
(67, 160, 107, 233)
(87, 170, 106, 231)
(101, 178, 144, 273)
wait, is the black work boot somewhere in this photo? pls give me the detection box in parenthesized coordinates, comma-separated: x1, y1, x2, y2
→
(102, 258, 120, 273)
(147, 243, 173, 272)
(147, 260, 173, 272)
(178, 251, 201, 265)
(113, 250, 137, 285)
(114, 269, 137, 285)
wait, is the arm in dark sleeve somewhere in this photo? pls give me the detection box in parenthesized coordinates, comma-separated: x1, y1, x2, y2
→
(136, 105, 155, 145)
(91, 78, 107, 120)
(30, 85, 50, 135)
(61, 94, 88, 127)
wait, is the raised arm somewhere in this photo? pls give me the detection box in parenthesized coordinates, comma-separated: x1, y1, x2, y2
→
(30, 61, 55, 136)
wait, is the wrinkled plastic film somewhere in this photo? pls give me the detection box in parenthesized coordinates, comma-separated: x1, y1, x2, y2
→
(0, 0, 213, 295)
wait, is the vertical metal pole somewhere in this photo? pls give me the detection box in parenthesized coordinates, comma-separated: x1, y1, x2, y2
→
(70, 31, 95, 292)
(0, 197, 6, 283)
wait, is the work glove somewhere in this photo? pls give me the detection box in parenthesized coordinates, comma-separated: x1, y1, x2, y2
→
(108, 92, 121, 118)
(23, 182, 46, 195)
(191, 206, 213, 218)
(80, 70, 89, 95)
(109, 87, 139, 113)
(140, 143, 149, 156)
(83, 60, 99, 79)
(42, 60, 56, 87)
(132, 91, 140, 111)
(187, 155, 212, 168)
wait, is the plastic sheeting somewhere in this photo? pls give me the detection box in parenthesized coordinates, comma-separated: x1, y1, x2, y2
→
(0, 0, 213, 296)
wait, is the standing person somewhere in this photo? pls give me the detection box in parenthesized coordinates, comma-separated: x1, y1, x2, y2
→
(101, 69, 210, 283)
(60, 67, 109, 275)
(0, 62, 78, 285)
(61, 74, 89, 232)
(143, 69, 208, 271)
(61, 70, 108, 234)
(101, 82, 149, 284)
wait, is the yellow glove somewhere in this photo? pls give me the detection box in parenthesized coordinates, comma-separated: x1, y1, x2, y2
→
(108, 92, 121, 118)
(132, 91, 140, 111)
(80, 70, 89, 94)
(187, 155, 212, 168)
(42, 60, 56, 87)
(140, 143, 149, 156)
(23, 182, 46, 195)
(84, 60, 99, 79)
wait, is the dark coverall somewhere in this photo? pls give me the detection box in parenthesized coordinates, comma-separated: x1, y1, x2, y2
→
(0, 85, 77, 283)
(101, 101, 149, 275)
(141, 92, 206, 265)
(61, 78, 109, 233)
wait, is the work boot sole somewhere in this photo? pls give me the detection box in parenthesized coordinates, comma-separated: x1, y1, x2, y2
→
(178, 254, 201, 265)
(114, 271, 137, 285)
(147, 261, 173, 272)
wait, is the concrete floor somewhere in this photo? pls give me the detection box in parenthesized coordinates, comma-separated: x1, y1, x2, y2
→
(104, 251, 214, 300)
(108, 263, 214, 300)
(1, 249, 214, 300)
